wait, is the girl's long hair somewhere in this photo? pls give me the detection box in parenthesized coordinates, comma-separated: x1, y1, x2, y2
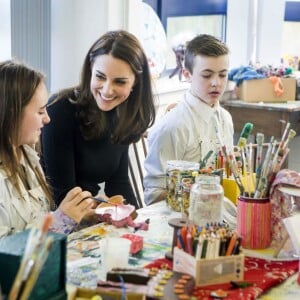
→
(0, 60, 53, 206)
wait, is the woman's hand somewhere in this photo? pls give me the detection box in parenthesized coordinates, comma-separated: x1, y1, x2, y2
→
(59, 187, 95, 223)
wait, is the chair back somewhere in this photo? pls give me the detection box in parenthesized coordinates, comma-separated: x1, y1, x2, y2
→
(128, 133, 148, 208)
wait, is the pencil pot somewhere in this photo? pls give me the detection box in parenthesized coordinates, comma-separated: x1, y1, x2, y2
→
(237, 196, 271, 249)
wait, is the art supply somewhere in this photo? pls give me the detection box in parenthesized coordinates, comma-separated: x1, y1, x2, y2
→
(166, 160, 199, 213)
(237, 122, 253, 148)
(166, 218, 189, 260)
(189, 175, 224, 227)
(272, 122, 290, 168)
(225, 149, 244, 195)
(8, 214, 53, 300)
(237, 196, 271, 249)
(81, 196, 121, 206)
(200, 150, 214, 169)
(253, 137, 275, 198)
(174, 223, 240, 260)
(173, 245, 244, 287)
(19, 237, 53, 300)
(255, 132, 264, 184)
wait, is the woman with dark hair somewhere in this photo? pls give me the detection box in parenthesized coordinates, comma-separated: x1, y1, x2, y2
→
(42, 30, 156, 208)
(0, 60, 95, 238)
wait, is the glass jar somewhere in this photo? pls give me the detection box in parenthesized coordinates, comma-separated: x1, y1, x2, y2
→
(189, 174, 224, 226)
(166, 160, 199, 213)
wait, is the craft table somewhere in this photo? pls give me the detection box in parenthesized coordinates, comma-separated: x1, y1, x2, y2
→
(222, 100, 300, 142)
(66, 201, 300, 299)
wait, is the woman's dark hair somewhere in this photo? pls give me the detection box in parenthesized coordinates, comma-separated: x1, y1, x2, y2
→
(51, 30, 156, 144)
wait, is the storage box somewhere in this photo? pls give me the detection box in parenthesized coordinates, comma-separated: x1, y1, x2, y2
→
(68, 287, 145, 300)
(173, 247, 244, 286)
(0, 230, 67, 300)
(236, 77, 296, 102)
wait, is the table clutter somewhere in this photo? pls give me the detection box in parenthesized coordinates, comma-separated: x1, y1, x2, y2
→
(2, 119, 300, 300)
(62, 199, 300, 299)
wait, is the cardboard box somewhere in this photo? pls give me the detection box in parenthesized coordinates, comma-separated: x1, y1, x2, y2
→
(236, 77, 296, 102)
(0, 230, 67, 300)
(173, 247, 244, 286)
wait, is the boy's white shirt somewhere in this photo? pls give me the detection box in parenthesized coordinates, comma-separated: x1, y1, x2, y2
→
(144, 90, 234, 205)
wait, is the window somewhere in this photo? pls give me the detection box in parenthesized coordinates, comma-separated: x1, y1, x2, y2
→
(143, 0, 227, 70)
(282, 1, 300, 69)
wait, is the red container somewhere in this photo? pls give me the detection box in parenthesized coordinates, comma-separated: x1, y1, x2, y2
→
(237, 196, 271, 249)
(121, 233, 144, 254)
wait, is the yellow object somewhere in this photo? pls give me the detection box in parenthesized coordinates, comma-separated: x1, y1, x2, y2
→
(222, 178, 240, 204)
(91, 296, 103, 300)
(222, 174, 256, 204)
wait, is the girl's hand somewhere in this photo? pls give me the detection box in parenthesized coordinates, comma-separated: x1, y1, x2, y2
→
(59, 187, 94, 223)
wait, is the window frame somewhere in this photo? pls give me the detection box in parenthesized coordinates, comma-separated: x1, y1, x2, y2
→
(284, 1, 300, 22)
(143, 0, 227, 29)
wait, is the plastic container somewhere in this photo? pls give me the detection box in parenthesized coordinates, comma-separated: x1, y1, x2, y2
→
(166, 160, 199, 213)
(188, 175, 224, 226)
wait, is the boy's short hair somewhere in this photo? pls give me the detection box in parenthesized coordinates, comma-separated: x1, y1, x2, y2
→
(184, 34, 229, 73)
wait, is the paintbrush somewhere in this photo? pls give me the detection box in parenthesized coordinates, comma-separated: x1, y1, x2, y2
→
(8, 214, 53, 300)
(81, 196, 124, 207)
(19, 237, 53, 300)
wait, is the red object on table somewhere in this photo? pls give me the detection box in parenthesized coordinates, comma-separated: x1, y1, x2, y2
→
(145, 256, 299, 300)
(121, 233, 143, 254)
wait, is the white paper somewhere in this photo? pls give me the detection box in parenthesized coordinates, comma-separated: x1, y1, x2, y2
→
(173, 247, 196, 277)
(282, 215, 300, 253)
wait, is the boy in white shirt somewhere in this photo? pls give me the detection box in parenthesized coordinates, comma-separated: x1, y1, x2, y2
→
(144, 34, 234, 205)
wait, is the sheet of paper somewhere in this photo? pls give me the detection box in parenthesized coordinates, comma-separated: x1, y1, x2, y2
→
(173, 247, 196, 277)
(283, 215, 300, 253)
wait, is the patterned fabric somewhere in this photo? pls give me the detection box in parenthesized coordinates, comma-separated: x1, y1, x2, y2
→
(50, 208, 77, 234)
(145, 256, 299, 300)
(269, 169, 300, 246)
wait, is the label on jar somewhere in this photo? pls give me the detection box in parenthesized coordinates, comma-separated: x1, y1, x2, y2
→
(189, 191, 223, 226)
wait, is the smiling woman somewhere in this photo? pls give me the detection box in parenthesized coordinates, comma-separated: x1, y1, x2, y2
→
(41, 30, 156, 209)
(90, 54, 136, 112)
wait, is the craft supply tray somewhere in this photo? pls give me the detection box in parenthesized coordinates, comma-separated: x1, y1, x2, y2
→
(173, 247, 244, 286)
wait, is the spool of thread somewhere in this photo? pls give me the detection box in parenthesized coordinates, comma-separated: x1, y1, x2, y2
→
(165, 218, 189, 260)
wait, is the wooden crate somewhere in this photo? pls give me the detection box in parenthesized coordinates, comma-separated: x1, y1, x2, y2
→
(173, 247, 244, 287)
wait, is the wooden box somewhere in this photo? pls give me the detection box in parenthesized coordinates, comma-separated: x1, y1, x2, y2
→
(236, 77, 296, 102)
(68, 287, 145, 300)
(0, 230, 67, 300)
(173, 247, 244, 286)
